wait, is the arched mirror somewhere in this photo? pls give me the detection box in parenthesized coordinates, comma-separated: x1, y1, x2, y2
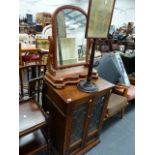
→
(45, 5, 98, 89)
(52, 5, 89, 69)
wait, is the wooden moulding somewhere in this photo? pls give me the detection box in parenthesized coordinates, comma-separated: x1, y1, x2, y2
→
(44, 66, 98, 89)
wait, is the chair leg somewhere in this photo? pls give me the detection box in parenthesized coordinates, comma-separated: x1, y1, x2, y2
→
(120, 108, 125, 119)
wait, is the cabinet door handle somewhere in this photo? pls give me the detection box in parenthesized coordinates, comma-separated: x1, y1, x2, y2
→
(88, 114, 93, 119)
(46, 111, 50, 115)
(89, 99, 93, 102)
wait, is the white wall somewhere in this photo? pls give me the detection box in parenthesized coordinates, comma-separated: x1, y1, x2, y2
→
(19, 0, 135, 28)
(112, 0, 135, 28)
(19, 0, 88, 21)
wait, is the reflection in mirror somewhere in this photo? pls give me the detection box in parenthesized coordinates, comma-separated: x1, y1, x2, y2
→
(56, 9, 86, 66)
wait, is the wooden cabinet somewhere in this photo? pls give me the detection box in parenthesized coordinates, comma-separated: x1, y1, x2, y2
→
(42, 77, 114, 155)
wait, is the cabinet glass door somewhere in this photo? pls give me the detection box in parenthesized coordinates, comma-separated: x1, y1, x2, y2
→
(88, 96, 105, 133)
(70, 103, 88, 144)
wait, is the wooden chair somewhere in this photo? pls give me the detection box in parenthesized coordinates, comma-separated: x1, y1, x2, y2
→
(19, 64, 52, 155)
(118, 84, 135, 104)
(106, 84, 129, 119)
(36, 39, 49, 65)
(127, 75, 135, 102)
(105, 80, 129, 121)
(95, 53, 129, 121)
(114, 82, 135, 103)
(114, 53, 135, 103)
(19, 43, 42, 66)
(19, 64, 46, 102)
(19, 99, 50, 155)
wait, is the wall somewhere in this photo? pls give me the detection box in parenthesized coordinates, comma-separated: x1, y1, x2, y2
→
(111, 0, 135, 28)
(19, 0, 88, 22)
(19, 0, 135, 28)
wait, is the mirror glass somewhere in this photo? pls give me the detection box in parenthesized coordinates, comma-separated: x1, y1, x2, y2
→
(56, 9, 87, 66)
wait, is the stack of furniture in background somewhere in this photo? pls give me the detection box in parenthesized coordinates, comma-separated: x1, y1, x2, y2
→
(36, 38, 49, 65)
(19, 12, 51, 67)
(19, 38, 49, 67)
(36, 12, 52, 28)
(19, 43, 42, 66)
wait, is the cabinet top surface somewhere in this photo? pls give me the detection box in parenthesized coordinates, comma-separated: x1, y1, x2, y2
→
(46, 77, 114, 104)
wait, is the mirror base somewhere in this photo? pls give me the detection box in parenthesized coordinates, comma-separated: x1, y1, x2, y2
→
(77, 80, 98, 93)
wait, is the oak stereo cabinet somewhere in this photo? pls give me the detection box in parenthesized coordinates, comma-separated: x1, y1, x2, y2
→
(42, 77, 114, 155)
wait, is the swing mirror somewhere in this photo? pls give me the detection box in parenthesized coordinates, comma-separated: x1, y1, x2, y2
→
(45, 5, 99, 89)
(52, 5, 88, 68)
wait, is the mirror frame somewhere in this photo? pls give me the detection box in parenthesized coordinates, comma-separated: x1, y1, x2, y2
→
(86, 0, 116, 38)
(45, 5, 98, 89)
(51, 5, 89, 70)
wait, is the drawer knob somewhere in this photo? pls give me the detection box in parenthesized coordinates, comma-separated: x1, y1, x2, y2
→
(67, 98, 72, 102)
(102, 97, 104, 100)
(46, 111, 50, 115)
(88, 114, 93, 118)
(89, 99, 93, 102)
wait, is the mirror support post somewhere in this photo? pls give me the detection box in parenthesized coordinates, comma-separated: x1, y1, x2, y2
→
(77, 39, 98, 93)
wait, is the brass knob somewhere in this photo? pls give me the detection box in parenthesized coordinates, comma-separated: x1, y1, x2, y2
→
(88, 114, 93, 118)
(46, 111, 50, 115)
(102, 97, 104, 100)
(89, 99, 93, 102)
